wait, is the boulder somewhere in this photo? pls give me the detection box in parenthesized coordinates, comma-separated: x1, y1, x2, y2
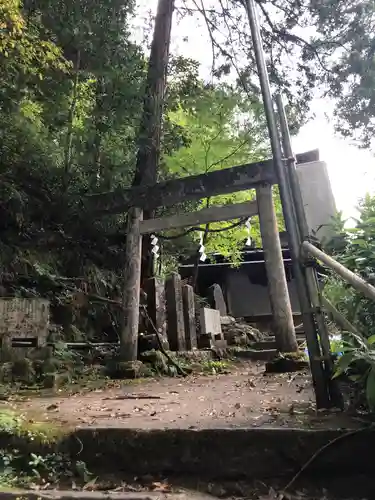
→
(221, 317, 263, 346)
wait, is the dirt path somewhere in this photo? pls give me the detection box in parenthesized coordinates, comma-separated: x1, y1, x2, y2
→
(5, 361, 356, 429)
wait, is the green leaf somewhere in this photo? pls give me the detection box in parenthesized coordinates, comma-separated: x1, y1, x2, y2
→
(366, 368, 375, 411)
(332, 352, 356, 379)
(350, 239, 367, 247)
(367, 335, 375, 345)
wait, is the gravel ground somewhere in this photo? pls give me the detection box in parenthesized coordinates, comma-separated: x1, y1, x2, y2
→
(5, 361, 357, 430)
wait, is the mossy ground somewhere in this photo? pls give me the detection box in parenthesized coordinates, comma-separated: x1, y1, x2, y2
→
(0, 409, 79, 488)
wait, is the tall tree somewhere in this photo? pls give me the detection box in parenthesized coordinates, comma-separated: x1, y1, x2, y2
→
(178, 0, 375, 148)
(121, 0, 175, 361)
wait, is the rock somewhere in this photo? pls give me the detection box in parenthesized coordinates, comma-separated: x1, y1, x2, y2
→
(105, 360, 151, 379)
(221, 320, 263, 346)
(220, 316, 236, 325)
(0, 362, 13, 384)
(139, 333, 169, 353)
(43, 373, 58, 389)
(140, 350, 169, 375)
(11, 358, 36, 384)
(265, 356, 309, 373)
(43, 371, 71, 389)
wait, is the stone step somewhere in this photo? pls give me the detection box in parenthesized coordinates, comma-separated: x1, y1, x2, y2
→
(0, 491, 218, 500)
(233, 348, 277, 361)
(263, 335, 306, 345)
(71, 427, 372, 481)
(250, 340, 277, 350)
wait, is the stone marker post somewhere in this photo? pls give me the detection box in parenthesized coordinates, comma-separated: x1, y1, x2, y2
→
(199, 307, 227, 349)
(208, 283, 227, 316)
(145, 277, 169, 348)
(165, 273, 186, 351)
(182, 284, 197, 350)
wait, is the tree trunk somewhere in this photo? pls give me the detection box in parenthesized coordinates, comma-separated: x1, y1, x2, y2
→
(63, 50, 80, 187)
(121, 0, 175, 361)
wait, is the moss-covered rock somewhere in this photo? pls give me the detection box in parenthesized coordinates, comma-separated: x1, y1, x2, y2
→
(265, 352, 309, 373)
(42, 371, 72, 389)
(140, 349, 169, 375)
(11, 358, 35, 384)
(0, 362, 13, 384)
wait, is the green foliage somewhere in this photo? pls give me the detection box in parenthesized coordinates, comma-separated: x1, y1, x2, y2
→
(164, 84, 277, 263)
(333, 332, 375, 412)
(324, 195, 375, 335)
(0, 0, 69, 108)
(324, 193, 375, 411)
(0, 0, 207, 342)
(201, 360, 231, 375)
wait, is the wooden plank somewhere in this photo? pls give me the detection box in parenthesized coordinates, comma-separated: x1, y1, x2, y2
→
(139, 200, 259, 234)
(85, 158, 276, 215)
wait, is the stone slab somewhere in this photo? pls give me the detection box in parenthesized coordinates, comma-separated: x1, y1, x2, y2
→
(200, 308, 222, 336)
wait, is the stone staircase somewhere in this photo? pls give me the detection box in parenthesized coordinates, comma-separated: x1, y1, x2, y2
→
(232, 331, 306, 362)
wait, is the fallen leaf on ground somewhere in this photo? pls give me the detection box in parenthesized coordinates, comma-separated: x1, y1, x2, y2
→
(46, 404, 59, 411)
(83, 477, 98, 491)
(151, 481, 171, 492)
(257, 487, 284, 499)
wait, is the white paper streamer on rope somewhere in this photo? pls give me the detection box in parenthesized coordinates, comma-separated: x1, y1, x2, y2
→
(150, 234, 160, 259)
(198, 231, 207, 262)
(245, 217, 252, 247)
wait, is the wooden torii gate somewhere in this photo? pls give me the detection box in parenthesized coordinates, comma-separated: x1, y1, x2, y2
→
(86, 150, 319, 360)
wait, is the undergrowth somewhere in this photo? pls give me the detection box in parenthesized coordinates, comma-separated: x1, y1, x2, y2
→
(0, 410, 91, 488)
(323, 198, 375, 413)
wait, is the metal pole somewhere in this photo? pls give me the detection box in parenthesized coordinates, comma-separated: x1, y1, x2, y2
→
(243, 0, 330, 408)
(276, 95, 344, 409)
(275, 95, 310, 239)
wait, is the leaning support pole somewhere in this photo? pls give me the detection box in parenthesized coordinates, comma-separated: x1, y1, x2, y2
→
(302, 241, 375, 302)
(322, 296, 361, 337)
(244, 0, 330, 408)
(276, 95, 344, 409)
(256, 184, 297, 352)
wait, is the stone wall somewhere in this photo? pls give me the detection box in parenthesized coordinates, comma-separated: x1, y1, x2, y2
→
(296, 160, 337, 244)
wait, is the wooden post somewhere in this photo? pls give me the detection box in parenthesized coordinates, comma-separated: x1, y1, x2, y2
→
(256, 184, 298, 352)
(121, 207, 143, 361)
